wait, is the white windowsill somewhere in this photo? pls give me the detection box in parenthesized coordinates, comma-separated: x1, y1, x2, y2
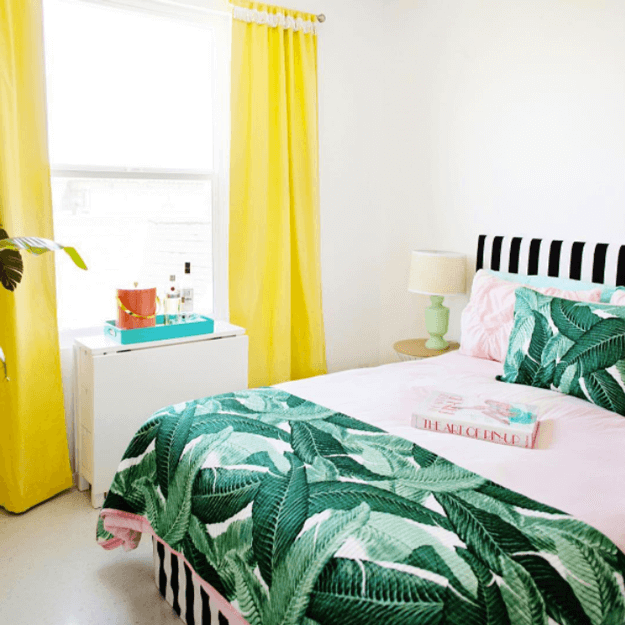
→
(59, 326, 104, 351)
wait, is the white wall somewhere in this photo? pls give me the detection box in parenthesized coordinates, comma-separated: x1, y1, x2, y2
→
(397, 0, 625, 343)
(286, 0, 426, 370)
(62, 0, 625, 471)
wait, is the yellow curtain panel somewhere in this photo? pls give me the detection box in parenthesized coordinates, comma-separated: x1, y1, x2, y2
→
(229, 0, 327, 387)
(0, 0, 73, 512)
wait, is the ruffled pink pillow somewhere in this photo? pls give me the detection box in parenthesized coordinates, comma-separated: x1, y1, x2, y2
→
(460, 271, 603, 363)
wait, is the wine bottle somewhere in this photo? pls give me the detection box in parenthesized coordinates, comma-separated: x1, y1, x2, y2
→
(164, 274, 180, 325)
(180, 262, 194, 321)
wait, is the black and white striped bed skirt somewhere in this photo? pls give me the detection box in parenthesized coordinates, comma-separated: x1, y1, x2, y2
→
(152, 537, 246, 625)
(476, 234, 625, 286)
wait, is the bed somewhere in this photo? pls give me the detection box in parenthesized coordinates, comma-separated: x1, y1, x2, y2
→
(98, 235, 625, 625)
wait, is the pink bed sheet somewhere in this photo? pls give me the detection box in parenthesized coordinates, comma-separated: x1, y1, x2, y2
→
(277, 352, 625, 552)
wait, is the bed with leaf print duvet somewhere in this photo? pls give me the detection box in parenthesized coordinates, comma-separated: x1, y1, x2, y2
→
(97, 387, 625, 625)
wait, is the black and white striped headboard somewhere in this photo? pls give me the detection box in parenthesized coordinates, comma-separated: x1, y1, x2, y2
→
(476, 235, 625, 286)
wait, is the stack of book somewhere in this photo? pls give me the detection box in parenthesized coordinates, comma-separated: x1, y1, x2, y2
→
(412, 391, 539, 449)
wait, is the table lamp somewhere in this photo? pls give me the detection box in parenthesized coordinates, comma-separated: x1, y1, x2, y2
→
(408, 250, 466, 350)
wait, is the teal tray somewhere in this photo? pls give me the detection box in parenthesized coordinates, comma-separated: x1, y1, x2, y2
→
(104, 314, 215, 344)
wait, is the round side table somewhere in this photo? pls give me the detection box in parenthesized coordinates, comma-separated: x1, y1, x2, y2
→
(393, 338, 460, 361)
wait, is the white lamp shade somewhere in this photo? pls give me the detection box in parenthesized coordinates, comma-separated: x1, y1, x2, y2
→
(408, 250, 466, 295)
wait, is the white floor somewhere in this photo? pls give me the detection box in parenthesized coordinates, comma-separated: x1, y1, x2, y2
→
(0, 488, 181, 625)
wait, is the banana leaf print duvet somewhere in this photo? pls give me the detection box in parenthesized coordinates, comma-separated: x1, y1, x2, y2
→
(97, 388, 625, 625)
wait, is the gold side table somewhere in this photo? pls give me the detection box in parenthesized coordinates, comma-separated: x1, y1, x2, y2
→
(393, 338, 460, 361)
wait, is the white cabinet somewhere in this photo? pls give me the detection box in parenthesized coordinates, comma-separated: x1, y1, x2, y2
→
(74, 321, 248, 507)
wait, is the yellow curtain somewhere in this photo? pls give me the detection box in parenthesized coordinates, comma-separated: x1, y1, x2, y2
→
(0, 0, 73, 512)
(229, 0, 327, 387)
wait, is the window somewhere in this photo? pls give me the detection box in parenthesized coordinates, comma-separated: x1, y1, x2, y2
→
(43, 0, 230, 330)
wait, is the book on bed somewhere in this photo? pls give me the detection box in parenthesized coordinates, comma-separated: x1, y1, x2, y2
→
(412, 391, 539, 448)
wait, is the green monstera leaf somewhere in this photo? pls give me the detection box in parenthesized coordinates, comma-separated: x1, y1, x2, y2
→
(513, 311, 554, 388)
(0, 228, 23, 291)
(263, 504, 371, 625)
(225, 552, 267, 625)
(291, 421, 391, 481)
(155, 403, 199, 498)
(512, 554, 591, 625)
(434, 493, 535, 575)
(192, 468, 264, 524)
(498, 558, 548, 625)
(145, 427, 233, 547)
(551, 534, 625, 625)
(550, 297, 601, 341)
(308, 481, 451, 529)
(252, 452, 310, 586)
(457, 548, 511, 625)
(307, 557, 447, 625)
(554, 317, 625, 385)
(475, 482, 563, 515)
(121, 415, 163, 460)
(189, 413, 291, 442)
(580, 369, 625, 415)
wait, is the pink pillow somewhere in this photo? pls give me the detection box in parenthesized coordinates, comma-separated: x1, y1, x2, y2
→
(611, 289, 625, 305)
(460, 270, 603, 363)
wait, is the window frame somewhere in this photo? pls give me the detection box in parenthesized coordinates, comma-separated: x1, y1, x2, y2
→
(45, 0, 232, 341)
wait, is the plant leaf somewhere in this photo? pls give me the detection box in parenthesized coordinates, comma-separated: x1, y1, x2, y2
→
(252, 452, 309, 586)
(528, 310, 552, 364)
(0, 235, 87, 268)
(581, 369, 625, 415)
(404, 545, 476, 602)
(290, 421, 346, 463)
(0, 346, 7, 381)
(307, 557, 446, 625)
(475, 482, 563, 514)
(0, 229, 23, 291)
(121, 416, 163, 460)
(555, 317, 625, 385)
(551, 297, 600, 341)
(225, 552, 267, 625)
(155, 403, 198, 497)
(308, 481, 451, 529)
(541, 333, 574, 366)
(263, 504, 371, 625)
(457, 548, 511, 625)
(412, 444, 439, 468)
(160, 428, 234, 547)
(434, 493, 535, 575)
(552, 534, 625, 625)
(182, 531, 229, 598)
(192, 468, 264, 524)
(498, 557, 548, 625)
(325, 414, 385, 432)
(402, 460, 486, 493)
(189, 414, 291, 442)
(512, 554, 591, 625)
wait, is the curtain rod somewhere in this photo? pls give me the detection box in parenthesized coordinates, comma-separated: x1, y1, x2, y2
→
(317, 14, 325, 22)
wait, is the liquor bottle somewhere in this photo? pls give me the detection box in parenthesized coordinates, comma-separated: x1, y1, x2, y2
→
(164, 274, 180, 325)
(180, 262, 194, 321)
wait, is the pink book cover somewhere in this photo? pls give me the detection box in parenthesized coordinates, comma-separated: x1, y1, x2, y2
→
(412, 391, 539, 449)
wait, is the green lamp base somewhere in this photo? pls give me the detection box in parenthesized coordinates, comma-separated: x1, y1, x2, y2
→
(424, 295, 450, 350)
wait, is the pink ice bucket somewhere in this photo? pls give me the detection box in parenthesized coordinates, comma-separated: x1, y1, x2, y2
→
(116, 284, 158, 330)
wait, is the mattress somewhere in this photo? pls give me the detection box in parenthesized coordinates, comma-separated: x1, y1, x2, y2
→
(98, 352, 625, 624)
(278, 352, 625, 552)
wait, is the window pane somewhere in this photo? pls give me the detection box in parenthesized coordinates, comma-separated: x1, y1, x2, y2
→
(52, 177, 213, 329)
(43, 0, 213, 169)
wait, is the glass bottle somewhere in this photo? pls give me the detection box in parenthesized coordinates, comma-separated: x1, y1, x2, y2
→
(180, 262, 194, 321)
(164, 274, 180, 325)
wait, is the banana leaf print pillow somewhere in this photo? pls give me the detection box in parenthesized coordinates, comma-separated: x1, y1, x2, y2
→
(498, 287, 625, 415)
